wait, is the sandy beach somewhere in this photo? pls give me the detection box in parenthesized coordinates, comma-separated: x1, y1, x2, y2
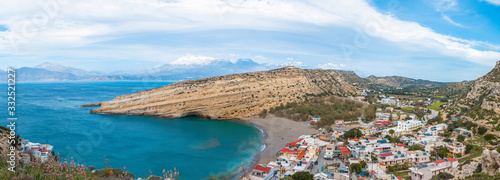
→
(245, 115, 319, 166)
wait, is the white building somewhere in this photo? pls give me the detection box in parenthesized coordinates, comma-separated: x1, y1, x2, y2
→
(409, 158, 458, 180)
(397, 120, 423, 134)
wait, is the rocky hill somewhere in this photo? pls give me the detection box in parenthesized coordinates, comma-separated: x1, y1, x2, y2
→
(453, 61, 500, 114)
(429, 80, 473, 97)
(448, 61, 500, 133)
(336, 71, 445, 90)
(364, 75, 446, 89)
(89, 67, 358, 120)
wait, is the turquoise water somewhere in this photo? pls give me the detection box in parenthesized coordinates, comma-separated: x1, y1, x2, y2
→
(1, 81, 263, 180)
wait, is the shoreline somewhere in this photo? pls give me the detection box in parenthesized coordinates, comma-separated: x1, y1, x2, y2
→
(78, 110, 317, 180)
(241, 115, 319, 178)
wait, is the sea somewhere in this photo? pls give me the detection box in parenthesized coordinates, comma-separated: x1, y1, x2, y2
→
(0, 81, 263, 180)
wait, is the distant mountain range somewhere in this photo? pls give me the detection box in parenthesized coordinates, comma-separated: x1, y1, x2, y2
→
(35, 62, 102, 77)
(2, 59, 450, 92)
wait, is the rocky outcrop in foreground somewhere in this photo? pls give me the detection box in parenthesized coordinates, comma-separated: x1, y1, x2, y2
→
(482, 149, 500, 175)
(89, 67, 358, 120)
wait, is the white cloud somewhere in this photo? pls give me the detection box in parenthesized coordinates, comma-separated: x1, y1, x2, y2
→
(266, 61, 307, 67)
(170, 54, 218, 65)
(482, 0, 500, 6)
(0, 0, 498, 67)
(432, 0, 458, 12)
(317, 63, 346, 70)
(442, 14, 466, 28)
(282, 61, 306, 67)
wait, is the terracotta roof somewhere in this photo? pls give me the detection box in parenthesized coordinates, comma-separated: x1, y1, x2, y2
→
(286, 150, 302, 156)
(379, 153, 394, 157)
(40, 149, 49, 152)
(254, 165, 272, 173)
(286, 139, 304, 146)
(446, 157, 458, 162)
(379, 163, 386, 166)
(336, 119, 344, 121)
(341, 150, 351, 154)
(396, 144, 406, 147)
(348, 138, 359, 141)
(297, 151, 306, 159)
(280, 148, 290, 153)
(434, 160, 446, 163)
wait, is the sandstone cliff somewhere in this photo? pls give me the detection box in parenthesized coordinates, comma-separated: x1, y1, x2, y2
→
(89, 67, 358, 120)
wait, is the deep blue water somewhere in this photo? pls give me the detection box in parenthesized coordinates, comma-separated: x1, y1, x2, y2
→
(0, 81, 263, 180)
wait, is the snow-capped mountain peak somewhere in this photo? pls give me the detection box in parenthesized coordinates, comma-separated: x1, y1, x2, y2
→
(170, 55, 220, 66)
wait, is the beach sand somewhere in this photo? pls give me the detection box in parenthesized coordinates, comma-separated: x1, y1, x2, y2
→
(245, 115, 319, 166)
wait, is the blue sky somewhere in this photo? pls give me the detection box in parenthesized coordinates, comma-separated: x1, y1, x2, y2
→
(0, 0, 499, 82)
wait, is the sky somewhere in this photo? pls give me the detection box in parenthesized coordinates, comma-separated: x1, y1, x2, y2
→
(0, 0, 499, 82)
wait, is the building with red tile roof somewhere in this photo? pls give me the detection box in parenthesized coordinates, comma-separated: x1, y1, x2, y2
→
(253, 165, 272, 173)
(434, 160, 446, 164)
(379, 152, 394, 157)
(445, 157, 457, 162)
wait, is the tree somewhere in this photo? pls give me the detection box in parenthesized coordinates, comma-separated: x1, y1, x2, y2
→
(365, 105, 376, 121)
(415, 108, 426, 120)
(344, 128, 363, 139)
(484, 134, 496, 141)
(350, 163, 362, 174)
(290, 171, 314, 180)
(359, 161, 367, 169)
(436, 146, 451, 158)
(408, 145, 425, 151)
(259, 109, 268, 118)
(433, 172, 454, 180)
(457, 135, 465, 142)
(465, 145, 475, 154)
(389, 136, 402, 144)
(478, 126, 488, 135)
(389, 129, 395, 135)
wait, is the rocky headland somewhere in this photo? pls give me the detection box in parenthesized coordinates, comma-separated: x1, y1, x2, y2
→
(89, 67, 358, 120)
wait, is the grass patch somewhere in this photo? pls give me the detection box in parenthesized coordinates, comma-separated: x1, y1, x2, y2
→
(401, 107, 414, 111)
(427, 103, 447, 111)
(392, 170, 411, 179)
(459, 149, 483, 163)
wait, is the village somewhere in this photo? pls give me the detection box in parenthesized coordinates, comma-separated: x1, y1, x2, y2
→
(19, 139, 54, 165)
(248, 92, 484, 180)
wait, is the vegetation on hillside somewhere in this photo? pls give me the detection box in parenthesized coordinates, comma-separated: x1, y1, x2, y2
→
(268, 96, 363, 127)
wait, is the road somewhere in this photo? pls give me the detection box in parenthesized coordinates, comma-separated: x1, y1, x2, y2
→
(311, 147, 326, 173)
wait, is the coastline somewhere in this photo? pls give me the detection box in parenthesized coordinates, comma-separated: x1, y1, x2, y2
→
(242, 115, 319, 178)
